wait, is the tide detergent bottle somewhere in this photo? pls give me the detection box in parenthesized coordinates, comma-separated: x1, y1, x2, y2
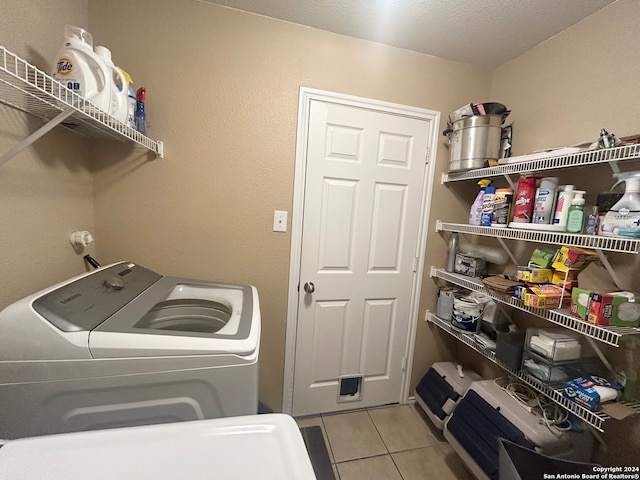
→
(52, 25, 111, 114)
(95, 45, 129, 124)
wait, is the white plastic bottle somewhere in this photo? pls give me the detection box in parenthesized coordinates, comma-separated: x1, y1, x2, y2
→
(95, 46, 129, 124)
(532, 177, 559, 224)
(553, 185, 575, 230)
(52, 25, 111, 114)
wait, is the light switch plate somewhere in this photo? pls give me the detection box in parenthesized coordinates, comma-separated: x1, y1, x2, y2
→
(273, 210, 288, 232)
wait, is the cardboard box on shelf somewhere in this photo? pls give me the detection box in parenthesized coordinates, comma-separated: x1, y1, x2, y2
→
(551, 246, 597, 272)
(522, 284, 569, 309)
(517, 266, 554, 283)
(571, 288, 640, 327)
(570, 287, 591, 320)
(529, 247, 558, 269)
(587, 291, 640, 327)
(551, 269, 579, 290)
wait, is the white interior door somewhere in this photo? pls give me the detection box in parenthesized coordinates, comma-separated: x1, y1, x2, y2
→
(291, 95, 435, 416)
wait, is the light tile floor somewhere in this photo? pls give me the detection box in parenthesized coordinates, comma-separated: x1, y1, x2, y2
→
(296, 403, 475, 480)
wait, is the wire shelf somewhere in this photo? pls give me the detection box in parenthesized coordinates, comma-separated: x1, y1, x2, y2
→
(430, 268, 640, 347)
(442, 144, 640, 183)
(0, 46, 163, 157)
(436, 222, 640, 254)
(426, 312, 611, 431)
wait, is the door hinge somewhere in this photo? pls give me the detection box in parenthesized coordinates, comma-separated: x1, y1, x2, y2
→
(413, 257, 419, 272)
(401, 356, 408, 372)
(425, 147, 431, 164)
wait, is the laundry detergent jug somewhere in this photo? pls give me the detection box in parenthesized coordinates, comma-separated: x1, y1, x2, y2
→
(52, 25, 111, 114)
(600, 171, 640, 238)
(95, 45, 129, 124)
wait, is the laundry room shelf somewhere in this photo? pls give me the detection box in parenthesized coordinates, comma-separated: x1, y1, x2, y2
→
(436, 221, 640, 254)
(0, 45, 163, 166)
(441, 144, 640, 183)
(430, 268, 640, 347)
(427, 312, 620, 432)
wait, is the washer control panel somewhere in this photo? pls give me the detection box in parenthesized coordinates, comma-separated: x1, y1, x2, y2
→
(32, 263, 162, 332)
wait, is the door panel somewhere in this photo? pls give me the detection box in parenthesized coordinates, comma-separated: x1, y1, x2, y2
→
(292, 99, 431, 416)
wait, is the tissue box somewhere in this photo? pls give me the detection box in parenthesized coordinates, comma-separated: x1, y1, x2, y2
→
(517, 266, 553, 283)
(454, 254, 487, 278)
(529, 247, 558, 269)
(587, 291, 640, 327)
(522, 284, 568, 309)
(551, 246, 596, 272)
(570, 288, 591, 320)
(562, 375, 622, 411)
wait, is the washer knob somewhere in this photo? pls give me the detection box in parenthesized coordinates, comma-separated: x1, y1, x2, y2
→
(103, 276, 124, 290)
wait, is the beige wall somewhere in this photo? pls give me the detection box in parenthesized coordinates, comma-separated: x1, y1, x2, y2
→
(490, 0, 640, 465)
(87, 0, 491, 412)
(0, 0, 95, 309)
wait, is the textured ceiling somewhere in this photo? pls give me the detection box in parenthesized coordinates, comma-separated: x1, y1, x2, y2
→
(202, 0, 615, 68)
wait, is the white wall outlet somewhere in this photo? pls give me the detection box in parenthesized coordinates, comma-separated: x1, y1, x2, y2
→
(273, 210, 288, 232)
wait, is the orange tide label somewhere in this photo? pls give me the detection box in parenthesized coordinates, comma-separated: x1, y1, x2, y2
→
(56, 57, 74, 76)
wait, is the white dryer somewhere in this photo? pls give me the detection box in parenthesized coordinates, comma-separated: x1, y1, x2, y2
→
(0, 261, 261, 439)
(0, 414, 317, 480)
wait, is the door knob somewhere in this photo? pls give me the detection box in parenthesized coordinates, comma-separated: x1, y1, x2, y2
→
(303, 282, 315, 293)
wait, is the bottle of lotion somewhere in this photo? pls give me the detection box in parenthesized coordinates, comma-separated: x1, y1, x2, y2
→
(566, 191, 586, 233)
(553, 185, 575, 231)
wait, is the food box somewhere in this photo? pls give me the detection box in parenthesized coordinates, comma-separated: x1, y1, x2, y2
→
(516, 266, 554, 283)
(529, 247, 558, 268)
(587, 291, 640, 327)
(551, 246, 597, 272)
(454, 254, 487, 278)
(522, 284, 569, 309)
(550, 269, 579, 289)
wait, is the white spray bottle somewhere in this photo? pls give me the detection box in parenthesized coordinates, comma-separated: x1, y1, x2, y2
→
(600, 171, 640, 238)
(469, 179, 491, 226)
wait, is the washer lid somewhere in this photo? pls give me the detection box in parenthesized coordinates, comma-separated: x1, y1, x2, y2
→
(0, 414, 317, 480)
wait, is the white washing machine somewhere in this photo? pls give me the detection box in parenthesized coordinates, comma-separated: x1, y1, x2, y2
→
(0, 261, 261, 439)
(0, 414, 317, 480)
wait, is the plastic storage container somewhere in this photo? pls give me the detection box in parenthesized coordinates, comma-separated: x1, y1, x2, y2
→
(522, 328, 595, 386)
(444, 379, 594, 480)
(415, 362, 482, 430)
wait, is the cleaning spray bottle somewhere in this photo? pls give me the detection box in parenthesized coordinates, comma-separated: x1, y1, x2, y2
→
(480, 185, 497, 227)
(600, 171, 640, 238)
(135, 87, 146, 134)
(469, 179, 491, 226)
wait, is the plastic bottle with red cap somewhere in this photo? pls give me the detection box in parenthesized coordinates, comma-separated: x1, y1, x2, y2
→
(135, 86, 146, 134)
